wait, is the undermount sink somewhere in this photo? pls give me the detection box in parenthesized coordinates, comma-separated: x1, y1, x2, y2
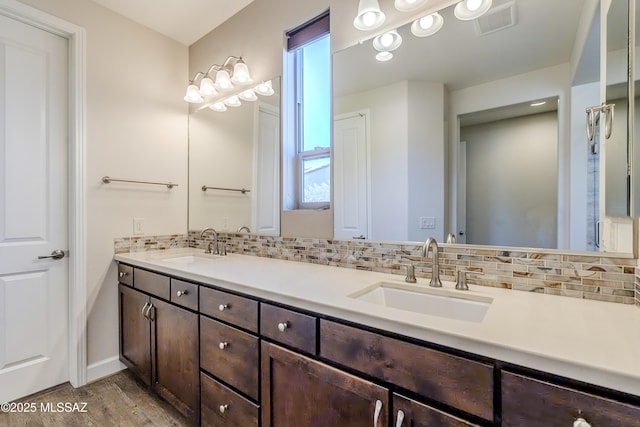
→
(349, 282, 492, 323)
(162, 255, 221, 264)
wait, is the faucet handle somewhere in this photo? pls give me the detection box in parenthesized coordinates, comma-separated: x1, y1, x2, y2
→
(404, 264, 417, 283)
(456, 270, 470, 290)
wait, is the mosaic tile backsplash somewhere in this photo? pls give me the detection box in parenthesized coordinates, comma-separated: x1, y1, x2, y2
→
(114, 232, 639, 306)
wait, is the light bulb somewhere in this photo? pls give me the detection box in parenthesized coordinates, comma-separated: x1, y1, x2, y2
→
(376, 51, 393, 62)
(419, 15, 434, 30)
(362, 11, 377, 27)
(380, 33, 394, 48)
(466, 0, 482, 11)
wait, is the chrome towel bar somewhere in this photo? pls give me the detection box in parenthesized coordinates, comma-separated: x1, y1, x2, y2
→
(201, 185, 250, 194)
(102, 176, 178, 189)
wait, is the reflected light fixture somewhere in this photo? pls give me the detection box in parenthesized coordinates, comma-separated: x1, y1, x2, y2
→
(224, 95, 242, 107)
(373, 30, 402, 52)
(394, 0, 427, 12)
(376, 51, 394, 62)
(209, 101, 227, 112)
(411, 12, 444, 37)
(255, 80, 275, 96)
(454, 0, 493, 20)
(353, 0, 386, 31)
(239, 89, 258, 101)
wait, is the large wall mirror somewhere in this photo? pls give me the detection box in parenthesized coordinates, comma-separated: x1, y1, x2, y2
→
(333, 0, 634, 253)
(188, 78, 281, 235)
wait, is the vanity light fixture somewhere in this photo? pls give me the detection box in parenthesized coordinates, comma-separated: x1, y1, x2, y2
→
(354, 0, 386, 31)
(183, 55, 252, 103)
(394, 0, 427, 12)
(454, 0, 493, 21)
(373, 30, 403, 52)
(411, 12, 444, 37)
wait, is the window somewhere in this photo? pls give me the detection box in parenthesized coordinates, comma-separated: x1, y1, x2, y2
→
(284, 11, 331, 210)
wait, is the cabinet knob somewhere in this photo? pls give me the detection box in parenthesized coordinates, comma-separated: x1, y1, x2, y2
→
(176, 290, 188, 297)
(119, 271, 127, 278)
(395, 410, 405, 427)
(277, 322, 288, 332)
(219, 404, 228, 414)
(574, 418, 591, 427)
(219, 342, 228, 350)
(219, 304, 228, 312)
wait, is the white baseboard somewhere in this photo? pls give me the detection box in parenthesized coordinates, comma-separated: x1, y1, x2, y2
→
(86, 356, 126, 383)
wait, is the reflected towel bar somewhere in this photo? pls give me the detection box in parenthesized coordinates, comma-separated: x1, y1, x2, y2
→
(202, 185, 250, 194)
(102, 176, 178, 189)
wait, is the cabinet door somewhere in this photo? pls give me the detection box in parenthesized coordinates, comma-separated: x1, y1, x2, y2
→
(118, 284, 151, 385)
(151, 298, 200, 423)
(262, 342, 389, 427)
(393, 394, 481, 427)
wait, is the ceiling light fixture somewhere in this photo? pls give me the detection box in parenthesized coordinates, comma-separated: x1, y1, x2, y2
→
(394, 0, 427, 12)
(353, 0, 386, 31)
(373, 30, 402, 52)
(376, 51, 394, 62)
(183, 55, 252, 104)
(454, 0, 493, 21)
(411, 12, 444, 37)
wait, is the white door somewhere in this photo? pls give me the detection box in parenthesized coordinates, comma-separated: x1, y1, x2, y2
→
(253, 103, 280, 235)
(334, 113, 368, 239)
(0, 14, 69, 403)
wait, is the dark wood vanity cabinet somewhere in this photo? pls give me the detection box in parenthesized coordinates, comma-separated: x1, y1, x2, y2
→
(118, 267, 199, 424)
(262, 342, 389, 427)
(117, 264, 640, 427)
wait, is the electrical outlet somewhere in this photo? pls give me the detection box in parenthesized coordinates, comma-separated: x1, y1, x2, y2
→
(133, 217, 145, 235)
(419, 216, 436, 229)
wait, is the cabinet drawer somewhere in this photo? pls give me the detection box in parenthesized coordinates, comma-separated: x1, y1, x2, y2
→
(200, 287, 258, 333)
(117, 264, 133, 286)
(320, 320, 493, 421)
(201, 372, 259, 427)
(393, 393, 481, 427)
(502, 371, 640, 426)
(200, 316, 259, 400)
(260, 303, 317, 355)
(170, 279, 198, 311)
(133, 269, 170, 300)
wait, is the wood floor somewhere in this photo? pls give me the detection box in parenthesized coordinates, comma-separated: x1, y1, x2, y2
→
(0, 369, 191, 426)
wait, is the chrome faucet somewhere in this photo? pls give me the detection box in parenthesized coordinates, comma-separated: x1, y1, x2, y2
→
(199, 227, 219, 255)
(421, 237, 442, 287)
(237, 226, 251, 233)
(446, 232, 456, 244)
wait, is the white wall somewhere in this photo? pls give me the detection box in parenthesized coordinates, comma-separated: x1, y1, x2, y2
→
(461, 112, 558, 248)
(18, 0, 188, 372)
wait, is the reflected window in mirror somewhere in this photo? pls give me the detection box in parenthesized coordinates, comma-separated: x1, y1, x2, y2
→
(284, 10, 331, 210)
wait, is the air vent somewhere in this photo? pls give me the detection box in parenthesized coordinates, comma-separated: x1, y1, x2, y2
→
(474, 0, 517, 36)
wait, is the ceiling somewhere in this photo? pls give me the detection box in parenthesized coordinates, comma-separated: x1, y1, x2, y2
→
(89, 0, 255, 46)
(334, 0, 591, 97)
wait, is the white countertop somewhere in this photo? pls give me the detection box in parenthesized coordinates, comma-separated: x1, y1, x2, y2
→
(115, 248, 640, 396)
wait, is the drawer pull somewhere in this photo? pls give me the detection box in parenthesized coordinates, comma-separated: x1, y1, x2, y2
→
(373, 399, 383, 426)
(219, 404, 228, 414)
(395, 410, 405, 427)
(574, 418, 591, 427)
(176, 290, 188, 297)
(119, 271, 128, 278)
(219, 304, 229, 312)
(141, 301, 150, 319)
(218, 342, 228, 350)
(277, 322, 289, 332)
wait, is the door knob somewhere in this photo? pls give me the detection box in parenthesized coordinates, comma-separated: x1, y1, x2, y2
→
(38, 249, 65, 260)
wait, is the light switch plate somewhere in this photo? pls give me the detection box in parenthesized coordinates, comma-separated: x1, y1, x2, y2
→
(419, 217, 436, 229)
(133, 217, 145, 235)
